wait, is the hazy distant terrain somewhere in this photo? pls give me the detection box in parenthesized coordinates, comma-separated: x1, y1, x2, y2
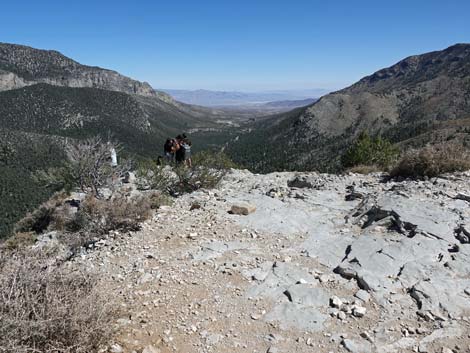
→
(160, 88, 327, 107)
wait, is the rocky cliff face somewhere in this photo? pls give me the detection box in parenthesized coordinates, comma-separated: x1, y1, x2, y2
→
(0, 43, 156, 96)
(300, 43, 470, 138)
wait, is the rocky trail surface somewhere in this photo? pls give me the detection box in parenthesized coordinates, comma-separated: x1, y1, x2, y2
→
(71, 170, 470, 353)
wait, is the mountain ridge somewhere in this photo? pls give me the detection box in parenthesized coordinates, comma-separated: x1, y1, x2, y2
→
(227, 43, 470, 172)
(0, 42, 157, 96)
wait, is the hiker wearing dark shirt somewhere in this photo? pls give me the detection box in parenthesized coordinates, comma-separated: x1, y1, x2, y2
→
(163, 138, 174, 163)
(175, 135, 185, 163)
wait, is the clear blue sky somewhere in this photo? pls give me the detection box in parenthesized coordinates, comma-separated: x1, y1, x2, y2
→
(1, 0, 469, 91)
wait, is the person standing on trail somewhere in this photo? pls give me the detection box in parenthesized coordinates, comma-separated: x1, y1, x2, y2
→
(175, 134, 185, 164)
(164, 138, 174, 163)
(181, 135, 192, 168)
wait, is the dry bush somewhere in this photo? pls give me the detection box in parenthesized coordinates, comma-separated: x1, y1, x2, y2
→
(390, 143, 470, 178)
(147, 191, 173, 209)
(15, 191, 152, 240)
(65, 137, 128, 196)
(14, 192, 68, 234)
(0, 232, 36, 251)
(0, 249, 115, 353)
(346, 164, 383, 174)
(76, 193, 152, 234)
(35, 137, 132, 197)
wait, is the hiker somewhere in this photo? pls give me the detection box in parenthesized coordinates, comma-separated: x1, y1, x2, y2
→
(181, 136, 192, 168)
(175, 134, 185, 164)
(163, 138, 174, 163)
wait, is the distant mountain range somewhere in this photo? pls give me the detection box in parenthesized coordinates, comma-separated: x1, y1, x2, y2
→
(159, 88, 328, 107)
(227, 43, 470, 172)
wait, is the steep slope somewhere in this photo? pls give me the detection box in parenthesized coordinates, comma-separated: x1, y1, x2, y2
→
(0, 42, 157, 96)
(0, 43, 235, 238)
(0, 129, 66, 237)
(0, 84, 222, 155)
(0, 81, 243, 237)
(227, 44, 470, 172)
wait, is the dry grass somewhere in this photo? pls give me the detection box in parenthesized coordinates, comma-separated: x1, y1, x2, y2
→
(147, 191, 173, 209)
(78, 193, 152, 234)
(390, 143, 470, 178)
(14, 192, 68, 234)
(14, 192, 152, 241)
(0, 232, 37, 251)
(0, 248, 115, 353)
(346, 164, 383, 174)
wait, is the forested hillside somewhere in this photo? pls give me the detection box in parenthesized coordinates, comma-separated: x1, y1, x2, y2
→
(227, 44, 470, 172)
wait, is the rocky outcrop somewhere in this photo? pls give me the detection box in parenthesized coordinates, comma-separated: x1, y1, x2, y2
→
(71, 169, 470, 353)
(0, 43, 156, 96)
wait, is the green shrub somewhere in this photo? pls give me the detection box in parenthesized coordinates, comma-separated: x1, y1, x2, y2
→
(341, 132, 399, 170)
(173, 151, 236, 193)
(136, 159, 175, 192)
(390, 143, 470, 178)
(192, 150, 238, 170)
(137, 150, 236, 195)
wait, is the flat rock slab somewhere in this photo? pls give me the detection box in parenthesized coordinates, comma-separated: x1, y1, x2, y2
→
(283, 284, 330, 307)
(342, 338, 372, 353)
(192, 241, 253, 261)
(264, 302, 327, 332)
(417, 323, 464, 352)
(246, 262, 317, 300)
(376, 194, 460, 242)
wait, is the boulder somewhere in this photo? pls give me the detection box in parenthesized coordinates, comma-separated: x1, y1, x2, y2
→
(123, 171, 136, 183)
(455, 224, 470, 244)
(354, 289, 371, 303)
(287, 175, 325, 189)
(330, 296, 343, 308)
(110, 344, 123, 353)
(230, 203, 256, 215)
(352, 305, 367, 317)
